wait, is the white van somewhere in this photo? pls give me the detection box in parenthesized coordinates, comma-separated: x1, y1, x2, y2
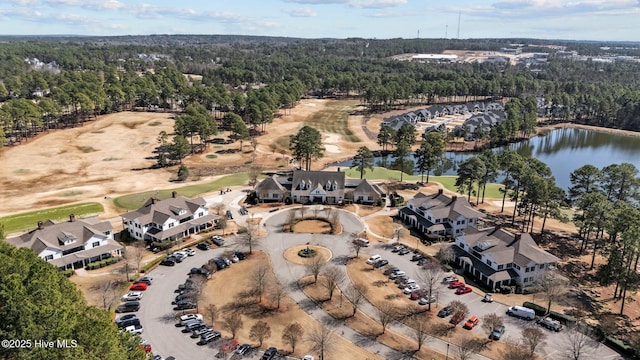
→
(506, 306, 536, 320)
(366, 254, 382, 265)
(353, 238, 370, 247)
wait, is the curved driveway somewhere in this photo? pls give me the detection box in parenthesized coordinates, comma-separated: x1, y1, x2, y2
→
(136, 204, 621, 360)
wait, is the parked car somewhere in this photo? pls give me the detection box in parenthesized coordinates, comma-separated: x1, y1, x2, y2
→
(122, 291, 144, 301)
(418, 296, 437, 305)
(211, 236, 225, 246)
(403, 284, 420, 294)
(133, 276, 153, 285)
(191, 327, 214, 338)
(197, 242, 210, 250)
(417, 258, 430, 266)
(173, 301, 197, 310)
(366, 254, 382, 265)
(225, 210, 233, 219)
(373, 259, 389, 268)
(234, 251, 246, 260)
(177, 314, 203, 326)
(506, 306, 536, 320)
(302, 356, 314, 360)
(130, 283, 148, 291)
(389, 270, 406, 280)
(482, 294, 494, 302)
(115, 314, 137, 325)
(171, 252, 186, 262)
(123, 324, 144, 335)
(231, 254, 240, 263)
(538, 317, 563, 332)
(117, 317, 141, 329)
(383, 266, 399, 276)
(442, 275, 458, 283)
(181, 321, 206, 333)
(410, 253, 424, 262)
(438, 306, 453, 318)
(160, 258, 176, 266)
(391, 245, 404, 253)
(450, 311, 465, 325)
(491, 325, 506, 340)
(116, 301, 140, 313)
(236, 344, 252, 355)
(261, 347, 278, 360)
(173, 293, 196, 305)
(409, 289, 427, 300)
(455, 286, 473, 295)
(398, 248, 411, 255)
(353, 238, 370, 247)
(222, 257, 232, 266)
(197, 331, 221, 345)
(183, 248, 196, 256)
(448, 280, 465, 289)
(463, 316, 480, 329)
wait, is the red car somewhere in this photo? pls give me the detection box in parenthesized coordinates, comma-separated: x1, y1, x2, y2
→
(129, 283, 148, 291)
(448, 280, 465, 289)
(456, 286, 473, 295)
(409, 289, 427, 300)
(138, 343, 152, 353)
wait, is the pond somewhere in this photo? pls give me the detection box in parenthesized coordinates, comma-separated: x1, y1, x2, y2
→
(335, 127, 640, 190)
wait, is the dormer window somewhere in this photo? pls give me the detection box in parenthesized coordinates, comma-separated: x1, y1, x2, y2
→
(57, 232, 76, 245)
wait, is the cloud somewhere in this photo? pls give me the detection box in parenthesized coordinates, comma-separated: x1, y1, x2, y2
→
(284, 7, 317, 17)
(8, 0, 40, 5)
(282, 0, 348, 4)
(350, 0, 407, 9)
(43, 0, 125, 11)
(485, 0, 640, 18)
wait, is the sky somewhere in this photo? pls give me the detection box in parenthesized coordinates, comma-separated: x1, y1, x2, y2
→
(0, 0, 638, 42)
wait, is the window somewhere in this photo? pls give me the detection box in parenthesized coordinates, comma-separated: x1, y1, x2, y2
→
(427, 216, 432, 221)
(539, 264, 545, 269)
(486, 259, 492, 266)
(514, 264, 521, 270)
(524, 278, 529, 283)
(525, 267, 530, 273)
(498, 264, 504, 270)
(44, 254, 53, 261)
(168, 223, 174, 228)
(506, 263, 513, 269)
(92, 241, 100, 248)
(272, 193, 279, 199)
(198, 212, 203, 217)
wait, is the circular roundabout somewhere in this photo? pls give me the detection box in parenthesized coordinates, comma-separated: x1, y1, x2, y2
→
(283, 244, 333, 265)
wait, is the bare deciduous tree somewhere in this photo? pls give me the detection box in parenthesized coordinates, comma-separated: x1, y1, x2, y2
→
(409, 314, 430, 351)
(248, 166, 261, 187)
(223, 313, 243, 339)
(305, 255, 325, 283)
(321, 266, 345, 301)
(343, 283, 368, 317)
(537, 271, 564, 314)
(565, 324, 600, 360)
(435, 244, 455, 264)
(213, 202, 226, 215)
(131, 243, 145, 273)
(349, 240, 366, 259)
(190, 274, 208, 312)
(456, 336, 484, 360)
(521, 327, 546, 356)
(217, 216, 227, 235)
(501, 339, 535, 360)
(99, 279, 117, 310)
(205, 303, 220, 326)
(237, 218, 260, 254)
(448, 300, 469, 318)
(282, 322, 304, 353)
(249, 320, 271, 347)
(251, 263, 271, 303)
(417, 263, 443, 311)
(269, 280, 287, 310)
(376, 302, 399, 335)
(306, 323, 336, 360)
(481, 313, 504, 341)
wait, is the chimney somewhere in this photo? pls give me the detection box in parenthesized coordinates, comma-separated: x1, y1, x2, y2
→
(69, 214, 76, 222)
(514, 233, 522, 241)
(172, 191, 177, 198)
(438, 188, 443, 195)
(451, 195, 457, 202)
(151, 198, 157, 205)
(37, 221, 44, 230)
(337, 167, 341, 172)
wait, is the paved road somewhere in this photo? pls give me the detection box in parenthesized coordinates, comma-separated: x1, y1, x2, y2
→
(130, 200, 622, 360)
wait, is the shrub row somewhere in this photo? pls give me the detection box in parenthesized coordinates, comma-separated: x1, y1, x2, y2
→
(522, 301, 547, 316)
(86, 256, 121, 270)
(141, 255, 167, 274)
(60, 269, 74, 277)
(548, 311, 576, 325)
(605, 336, 637, 356)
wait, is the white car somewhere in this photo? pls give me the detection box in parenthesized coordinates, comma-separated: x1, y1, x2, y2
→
(179, 313, 203, 325)
(122, 291, 143, 301)
(403, 284, 420, 294)
(124, 324, 144, 335)
(183, 248, 196, 256)
(303, 356, 315, 360)
(366, 254, 381, 265)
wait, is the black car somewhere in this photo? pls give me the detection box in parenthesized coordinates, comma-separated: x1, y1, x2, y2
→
(382, 266, 399, 276)
(173, 293, 196, 305)
(437, 306, 452, 318)
(234, 251, 246, 260)
(115, 314, 137, 325)
(196, 242, 210, 251)
(225, 210, 233, 219)
(210, 257, 227, 270)
(160, 258, 176, 266)
(373, 259, 389, 268)
(116, 318, 140, 329)
(410, 253, 424, 262)
(116, 301, 140, 313)
(173, 301, 197, 311)
(261, 347, 277, 360)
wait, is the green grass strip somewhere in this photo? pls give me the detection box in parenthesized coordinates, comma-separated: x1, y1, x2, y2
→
(0, 202, 104, 234)
(113, 172, 252, 210)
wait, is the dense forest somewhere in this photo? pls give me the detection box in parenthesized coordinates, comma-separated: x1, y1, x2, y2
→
(1, 35, 640, 149)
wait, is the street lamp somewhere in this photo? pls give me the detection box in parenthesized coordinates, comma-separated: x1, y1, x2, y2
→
(446, 343, 449, 360)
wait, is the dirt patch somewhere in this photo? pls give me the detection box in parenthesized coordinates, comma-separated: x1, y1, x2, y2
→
(201, 251, 381, 359)
(292, 220, 332, 234)
(283, 245, 332, 265)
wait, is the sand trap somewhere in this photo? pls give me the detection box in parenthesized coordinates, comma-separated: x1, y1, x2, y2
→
(325, 144, 341, 153)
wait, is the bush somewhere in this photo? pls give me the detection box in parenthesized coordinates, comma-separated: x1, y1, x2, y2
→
(150, 240, 172, 252)
(548, 311, 576, 325)
(522, 301, 547, 316)
(605, 336, 636, 356)
(85, 256, 121, 270)
(60, 269, 74, 277)
(237, 226, 247, 234)
(141, 255, 167, 273)
(177, 164, 189, 181)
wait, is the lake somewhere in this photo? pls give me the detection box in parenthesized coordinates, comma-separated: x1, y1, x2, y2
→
(335, 127, 640, 190)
